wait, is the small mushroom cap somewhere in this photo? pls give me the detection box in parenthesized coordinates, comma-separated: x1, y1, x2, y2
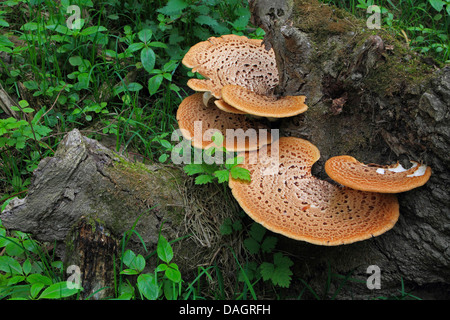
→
(325, 155, 432, 193)
(221, 84, 308, 118)
(229, 137, 399, 246)
(176, 93, 272, 152)
(182, 34, 279, 99)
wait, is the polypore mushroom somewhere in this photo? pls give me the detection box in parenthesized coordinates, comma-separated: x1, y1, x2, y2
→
(220, 84, 308, 118)
(324, 155, 432, 193)
(182, 34, 279, 100)
(176, 93, 272, 152)
(229, 137, 399, 246)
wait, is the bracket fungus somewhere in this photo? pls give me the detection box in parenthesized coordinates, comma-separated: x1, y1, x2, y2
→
(182, 34, 308, 118)
(229, 137, 400, 246)
(221, 84, 308, 118)
(182, 34, 279, 99)
(324, 155, 432, 193)
(176, 93, 273, 152)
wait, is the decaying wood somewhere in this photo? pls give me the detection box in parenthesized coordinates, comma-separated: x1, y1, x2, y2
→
(65, 217, 118, 300)
(1, 128, 244, 298)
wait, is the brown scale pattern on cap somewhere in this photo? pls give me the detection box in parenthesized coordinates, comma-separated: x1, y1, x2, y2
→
(182, 34, 279, 99)
(221, 85, 308, 118)
(176, 93, 272, 152)
(229, 137, 399, 246)
(325, 155, 432, 193)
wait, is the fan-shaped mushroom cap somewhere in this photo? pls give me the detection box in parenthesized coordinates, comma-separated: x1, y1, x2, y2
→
(182, 34, 279, 99)
(229, 137, 399, 246)
(324, 155, 432, 193)
(176, 93, 272, 152)
(221, 85, 308, 118)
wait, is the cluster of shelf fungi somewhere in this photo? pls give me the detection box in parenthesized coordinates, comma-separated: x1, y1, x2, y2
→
(177, 34, 431, 246)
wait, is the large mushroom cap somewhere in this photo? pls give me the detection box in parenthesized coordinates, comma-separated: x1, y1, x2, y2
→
(324, 155, 432, 193)
(182, 34, 279, 99)
(176, 93, 273, 152)
(221, 84, 308, 118)
(229, 137, 399, 246)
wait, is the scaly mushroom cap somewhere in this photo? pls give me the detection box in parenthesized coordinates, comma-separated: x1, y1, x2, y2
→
(324, 155, 432, 193)
(229, 137, 399, 246)
(221, 84, 308, 118)
(176, 93, 272, 152)
(182, 34, 279, 99)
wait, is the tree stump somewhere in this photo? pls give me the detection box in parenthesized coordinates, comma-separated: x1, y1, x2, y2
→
(1, 129, 244, 298)
(249, 0, 450, 299)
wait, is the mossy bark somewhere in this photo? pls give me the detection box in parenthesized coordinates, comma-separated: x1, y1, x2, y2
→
(1, 126, 247, 297)
(250, 0, 450, 299)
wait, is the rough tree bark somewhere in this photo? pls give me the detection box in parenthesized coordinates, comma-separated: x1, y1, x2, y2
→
(250, 0, 450, 299)
(0, 129, 243, 299)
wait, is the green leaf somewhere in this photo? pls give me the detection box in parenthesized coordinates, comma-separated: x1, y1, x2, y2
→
(429, 0, 445, 12)
(30, 283, 45, 299)
(7, 275, 25, 286)
(122, 250, 145, 272)
(243, 237, 260, 255)
(125, 82, 143, 92)
(138, 29, 153, 43)
(195, 174, 214, 185)
(80, 25, 107, 36)
(148, 41, 168, 49)
(38, 281, 80, 299)
(157, 235, 173, 263)
(157, 0, 188, 16)
(122, 249, 136, 267)
(155, 263, 168, 272)
(183, 164, 205, 176)
(0, 256, 23, 275)
(148, 74, 164, 96)
(213, 170, 230, 184)
(133, 255, 146, 272)
(238, 261, 258, 282)
(165, 263, 181, 283)
(127, 42, 145, 53)
(220, 221, 233, 235)
(141, 47, 156, 73)
(259, 262, 275, 281)
(137, 274, 159, 300)
(158, 153, 169, 163)
(249, 223, 266, 243)
(120, 268, 140, 275)
(230, 166, 251, 181)
(261, 236, 278, 253)
(5, 240, 25, 257)
(195, 15, 219, 27)
(69, 56, 83, 66)
(273, 252, 294, 268)
(26, 274, 52, 286)
(270, 264, 293, 288)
